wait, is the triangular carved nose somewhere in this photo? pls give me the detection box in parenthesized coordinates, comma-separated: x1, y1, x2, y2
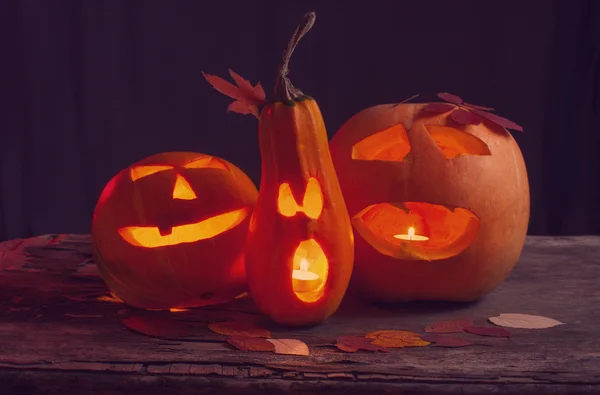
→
(172, 174, 197, 200)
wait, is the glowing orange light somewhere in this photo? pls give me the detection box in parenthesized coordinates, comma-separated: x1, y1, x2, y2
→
(277, 177, 324, 219)
(291, 239, 328, 302)
(172, 174, 197, 200)
(184, 156, 229, 170)
(130, 165, 173, 181)
(394, 227, 429, 241)
(118, 208, 248, 248)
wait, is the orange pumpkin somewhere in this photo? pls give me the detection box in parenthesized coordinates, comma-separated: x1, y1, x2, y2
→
(203, 13, 353, 326)
(329, 98, 529, 303)
(91, 151, 258, 310)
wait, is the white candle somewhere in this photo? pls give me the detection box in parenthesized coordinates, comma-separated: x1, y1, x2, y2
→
(394, 227, 429, 241)
(292, 259, 322, 292)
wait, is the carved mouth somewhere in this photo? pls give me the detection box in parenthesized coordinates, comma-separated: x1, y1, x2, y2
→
(352, 202, 480, 261)
(118, 208, 248, 248)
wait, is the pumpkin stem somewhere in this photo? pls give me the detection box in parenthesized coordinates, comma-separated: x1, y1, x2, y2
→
(274, 11, 316, 103)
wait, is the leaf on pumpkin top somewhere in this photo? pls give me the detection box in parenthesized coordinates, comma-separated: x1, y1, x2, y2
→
(202, 69, 266, 118)
(266, 339, 310, 356)
(425, 319, 474, 334)
(422, 103, 456, 113)
(121, 315, 195, 338)
(488, 313, 564, 329)
(422, 334, 474, 348)
(208, 320, 271, 338)
(365, 330, 430, 348)
(227, 335, 275, 352)
(450, 108, 483, 125)
(463, 102, 495, 111)
(469, 108, 524, 132)
(464, 325, 511, 338)
(335, 336, 389, 353)
(437, 92, 463, 105)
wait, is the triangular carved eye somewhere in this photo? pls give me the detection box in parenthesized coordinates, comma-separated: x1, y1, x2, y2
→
(184, 156, 229, 170)
(425, 125, 491, 158)
(277, 177, 324, 220)
(130, 165, 173, 181)
(351, 124, 410, 162)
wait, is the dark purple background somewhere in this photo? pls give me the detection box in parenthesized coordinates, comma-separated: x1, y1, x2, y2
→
(0, 0, 598, 240)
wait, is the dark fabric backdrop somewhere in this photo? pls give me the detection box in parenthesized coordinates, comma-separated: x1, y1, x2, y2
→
(0, 0, 598, 241)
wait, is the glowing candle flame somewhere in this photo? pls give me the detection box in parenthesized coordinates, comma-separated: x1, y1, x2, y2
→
(300, 258, 309, 272)
(408, 227, 415, 240)
(393, 227, 429, 241)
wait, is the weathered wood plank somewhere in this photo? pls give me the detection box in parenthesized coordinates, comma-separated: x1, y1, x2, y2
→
(0, 234, 599, 395)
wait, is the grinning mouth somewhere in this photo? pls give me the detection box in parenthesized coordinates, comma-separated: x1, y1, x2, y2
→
(118, 208, 248, 248)
(352, 202, 480, 261)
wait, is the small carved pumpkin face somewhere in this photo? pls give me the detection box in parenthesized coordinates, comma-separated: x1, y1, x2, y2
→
(92, 152, 258, 310)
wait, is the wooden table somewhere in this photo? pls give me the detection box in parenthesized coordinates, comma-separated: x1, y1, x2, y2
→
(0, 234, 599, 395)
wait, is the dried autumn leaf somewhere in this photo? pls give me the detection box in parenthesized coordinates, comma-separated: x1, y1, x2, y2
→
(202, 70, 266, 118)
(422, 334, 473, 348)
(422, 103, 456, 113)
(425, 319, 474, 334)
(335, 336, 389, 353)
(450, 108, 483, 125)
(365, 330, 431, 348)
(227, 335, 275, 352)
(463, 102, 495, 111)
(464, 325, 511, 338)
(469, 108, 524, 132)
(96, 293, 124, 304)
(122, 316, 194, 338)
(437, 92, 463, 105)
(266, 339, 310, 356)
(488, 313, 564, 329)
(208, 320, 271, 338)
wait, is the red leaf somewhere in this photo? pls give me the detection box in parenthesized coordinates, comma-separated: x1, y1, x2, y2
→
(121, 316, 194, 338)
(425, 319, 474, 334)
(470, 108, 524, 132)
(208, 320, 271, 338)
(437, 92, 463, 105)
(226, 335, 275, 352)
(335, 336, 389, 353)
(463, 102, 495, 111)
(422, 335, 474, 348)
(450, 109, 483, 125)
(422, 103, 456, 113)
(203, 70, 266, 119)
(464, 325, 511, 338)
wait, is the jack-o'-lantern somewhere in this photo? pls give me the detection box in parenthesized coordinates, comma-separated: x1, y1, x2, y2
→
(329, 95, 529, 303)
(203, 12, 354, 326)
(91, 151, 258, 310)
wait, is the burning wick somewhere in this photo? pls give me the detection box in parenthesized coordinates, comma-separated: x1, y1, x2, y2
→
(292, 258, 322, 292)
(394, 227, 429, 241)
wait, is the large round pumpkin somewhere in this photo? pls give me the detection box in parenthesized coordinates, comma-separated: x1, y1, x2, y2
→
(329, 101, 530, 302)
(91, 151, 258, 310)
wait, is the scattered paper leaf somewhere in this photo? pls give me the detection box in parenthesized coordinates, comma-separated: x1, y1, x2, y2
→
(169, 308, 189, 313)
(365, 330, 431, 348)
(464, 325, 511, 338)
(266, 339, 310, 356)
(202, 70, 266, 118)
(469, 108, 524, 132)
(208, 320, 271, 338)
(335, 336, 389, 353)
(227, 335, 275, 352)
(122, 316, 194, 338)
(437, 92, 463, 105)
(96, 293, 124, 304)
(425, 319, 474, 334)
(450, 108, 483, 125)
(422, 334, 473, 348)
(422, 103, 456, 113)
(489, 313, 564, 329)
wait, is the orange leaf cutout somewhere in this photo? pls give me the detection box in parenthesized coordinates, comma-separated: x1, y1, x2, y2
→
(203, 69, 266, 119)
(266, 339, 310, 356)
(121, 316, 194, 338)
(424, 319, 474, 334)
(208, 320, 271, 338)
(335, 336, 389, 353)
(226, 335, 275, 352)
(365, 330, 431, 348)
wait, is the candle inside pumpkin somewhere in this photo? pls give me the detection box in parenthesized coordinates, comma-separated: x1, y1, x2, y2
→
(292, 258, 323, 292)
(394, 227, 429, 241)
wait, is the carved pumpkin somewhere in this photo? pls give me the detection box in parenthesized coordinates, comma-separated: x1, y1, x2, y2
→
(329, 98, 529, 303)
(203, 13, 353, 326)
(91, 151, 258, 310)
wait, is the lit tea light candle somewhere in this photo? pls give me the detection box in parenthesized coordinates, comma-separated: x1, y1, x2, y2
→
(292, 258, 322, 292)
(394, 227, 429, 241)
